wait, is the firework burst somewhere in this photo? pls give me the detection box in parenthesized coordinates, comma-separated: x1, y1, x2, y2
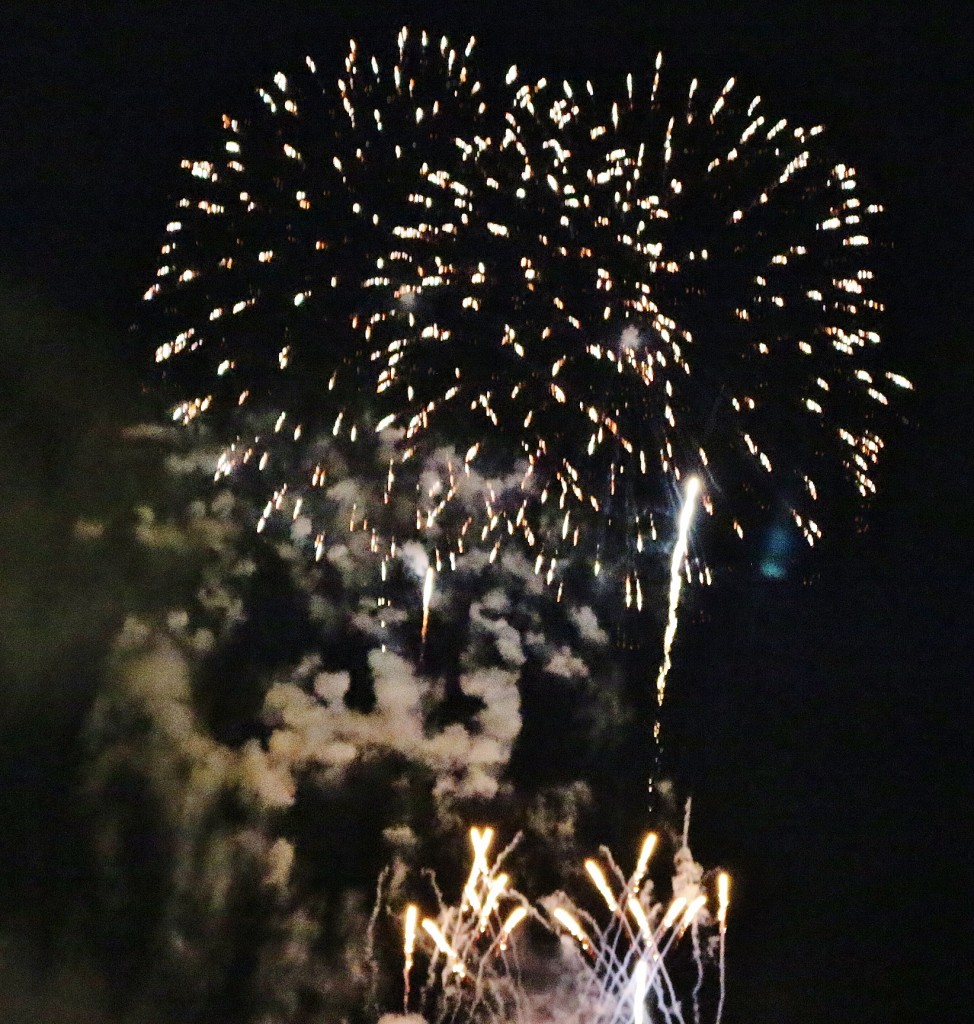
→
(146, 27, 910, 608)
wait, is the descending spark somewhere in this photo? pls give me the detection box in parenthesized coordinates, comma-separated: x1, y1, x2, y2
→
(654, 475, 700, 733)
(403, 903, 418, 1013)
(717, 872, 730, 927)
(421, 918, 466, 977)
(552, 907, 593, 952)
(586, 859, 620, 913)
(632, 959, 648, 1024)
(716, 872, 730, 1024)
(498, 906, 527, 950)
(421, 565, 435, 648)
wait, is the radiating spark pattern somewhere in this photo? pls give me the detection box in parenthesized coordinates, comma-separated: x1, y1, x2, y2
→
(399, 825, 728, 1023)
(404, 827, 530, 1022)
(546, 827, 727, 1024)
(147, 28, 909, 606)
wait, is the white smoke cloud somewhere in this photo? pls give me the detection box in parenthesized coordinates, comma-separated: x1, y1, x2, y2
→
(398, 539, 430, 579)
(570, 604, 608, 646)
(469, 599, 526, 668)
(251, 645, 521, 813)
(544, 646, 589, 679)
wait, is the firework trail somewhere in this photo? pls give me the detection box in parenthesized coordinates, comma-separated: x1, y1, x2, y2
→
(654, 475, 700, 734)
(146, 27, 910, 613)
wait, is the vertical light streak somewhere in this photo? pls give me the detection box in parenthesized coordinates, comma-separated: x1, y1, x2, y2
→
(654, 475, 701, 732)
(632, 958, 649, 1024)
(421, 564, 435, 647)
(716, 872, 730, 1024)
(478, 872, 509, 930)
(661, 896, 688, 930)
(679, 894, 707, 933)
(631, 832, 658, 891)
(626, 895, 651, 937)
(403, 903, 418, 1012)
(463, 826, 494, 910)
(717, 873, 730, 927)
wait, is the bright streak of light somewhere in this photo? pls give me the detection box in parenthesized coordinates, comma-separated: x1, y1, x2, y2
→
(717, 873, 730, 926)
(585, 859, 619, 913)
(463, 826, 494, 910)
(631, 832, 658, 890)
(662, 896, 688, 930)
(422, 918, 466, 976)
(553, 907, 592, 951)
(679, 894, 707, 932)
(421, 565, 435, 646)
(403, 904, 418, 1012)
(499, 905, 527, 948)
(626, 895, 651, 937)
(655, 475, 701, 720)
(633, 959, 649, 1024)
(479, 872, 509, 929)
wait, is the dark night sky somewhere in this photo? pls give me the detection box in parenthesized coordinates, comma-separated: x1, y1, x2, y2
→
(0, 2, 970, 1022)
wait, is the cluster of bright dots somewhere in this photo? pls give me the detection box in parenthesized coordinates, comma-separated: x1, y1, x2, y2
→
(146, 27, 910, 607)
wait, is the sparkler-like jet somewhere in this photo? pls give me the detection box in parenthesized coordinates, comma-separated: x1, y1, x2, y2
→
(398, 825, 729, 1023)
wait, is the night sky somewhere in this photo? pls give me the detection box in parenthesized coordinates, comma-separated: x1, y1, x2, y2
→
(1, 3, 970, 1023)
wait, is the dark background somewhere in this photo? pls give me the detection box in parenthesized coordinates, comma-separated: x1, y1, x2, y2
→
(1, 2, 970, 1022)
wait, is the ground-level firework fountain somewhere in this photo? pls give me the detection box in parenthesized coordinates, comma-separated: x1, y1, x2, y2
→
(387, 816, 728, 1024)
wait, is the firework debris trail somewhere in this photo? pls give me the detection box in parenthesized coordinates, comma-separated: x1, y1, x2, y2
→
(146, 26, 911, 626)
(393, 822, 729, 1024)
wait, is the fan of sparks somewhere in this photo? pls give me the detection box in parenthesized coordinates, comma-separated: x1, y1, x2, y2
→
(396, 825, 729, 1024)
(146, 27, 911, 604)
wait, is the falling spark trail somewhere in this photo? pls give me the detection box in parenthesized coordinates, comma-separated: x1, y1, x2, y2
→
(654, 475, 701, 731)
(632, 959, 648, 1024)
(716, 873, 730, 1024)
(403, 903, 418, 1013)
(421, 565, 435, 651)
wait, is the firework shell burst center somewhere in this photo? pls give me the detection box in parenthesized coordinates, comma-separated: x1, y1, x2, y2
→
(147, 27, 910, 605)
